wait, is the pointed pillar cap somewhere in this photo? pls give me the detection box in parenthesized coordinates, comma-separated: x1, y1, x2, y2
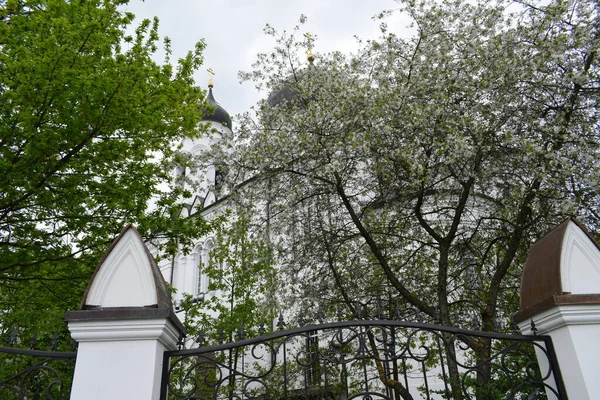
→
(515, 218, 600, 322)
(78, 225, 172, 309)
(66, 225, 183, 333)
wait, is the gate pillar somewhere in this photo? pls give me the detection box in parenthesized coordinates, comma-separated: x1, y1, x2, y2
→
(515, 218, 600, 400)
(66, 225, 184, 400)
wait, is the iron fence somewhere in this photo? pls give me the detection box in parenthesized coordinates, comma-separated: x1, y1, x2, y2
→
(160, 319, 566, 400)
(0, 333, 76, 400)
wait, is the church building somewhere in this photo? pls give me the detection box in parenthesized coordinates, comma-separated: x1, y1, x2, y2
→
(156, 73, 234, 312)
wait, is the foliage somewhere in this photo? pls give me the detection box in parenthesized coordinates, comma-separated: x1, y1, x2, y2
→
(181, 205, 277, 342)
(174, 204, 277, 399)
(232, 0, 600, 331)
(217, 0, 599, 396)
(0, 0, 211, 341)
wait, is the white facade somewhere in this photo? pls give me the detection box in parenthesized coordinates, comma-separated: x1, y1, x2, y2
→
(157, 88, 233, 311)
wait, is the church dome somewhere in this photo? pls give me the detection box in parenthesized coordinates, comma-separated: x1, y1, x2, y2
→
(267, 51, 316, 108)
(203, 87, 232, 130)
(267, 84, 299, 108)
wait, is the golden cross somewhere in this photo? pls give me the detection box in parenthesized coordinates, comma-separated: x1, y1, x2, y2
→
(207, 68, 215, 88)
(304, 33, 315, 64)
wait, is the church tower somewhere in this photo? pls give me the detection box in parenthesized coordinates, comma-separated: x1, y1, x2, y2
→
(178, 69, 232, 212)
(161, 71, 233, 308)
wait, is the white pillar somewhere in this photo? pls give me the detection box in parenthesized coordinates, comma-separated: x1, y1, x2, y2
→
(518, 304, 600, 400)
(67, 309, 182, 400)
(516, 219, 600, 400)
(66, 225, 184, 400)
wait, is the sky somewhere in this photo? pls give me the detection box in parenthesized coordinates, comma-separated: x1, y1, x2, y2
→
(125, 0, 410, 119)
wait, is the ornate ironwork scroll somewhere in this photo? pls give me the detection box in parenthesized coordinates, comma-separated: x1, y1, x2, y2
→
(161, 320, 566, 400)
(0, 346, 76, 400)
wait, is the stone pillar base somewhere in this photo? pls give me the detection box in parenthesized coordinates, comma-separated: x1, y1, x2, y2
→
(67, 308, 183, 400)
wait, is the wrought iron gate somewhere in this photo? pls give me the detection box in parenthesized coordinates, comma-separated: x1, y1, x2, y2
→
(0, 345, 76, 399)
(160, 319, 567, 400)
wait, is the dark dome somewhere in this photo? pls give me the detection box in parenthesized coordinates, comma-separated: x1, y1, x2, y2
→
(267, 65, 316, 108)
(267, 84, 299, 108)
(203, 87, 232, 130)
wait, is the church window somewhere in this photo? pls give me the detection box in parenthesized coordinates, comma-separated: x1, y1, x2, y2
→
(197, 241, 212, 295)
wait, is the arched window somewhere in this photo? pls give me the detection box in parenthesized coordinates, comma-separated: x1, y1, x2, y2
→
(197, 239, 213, 295)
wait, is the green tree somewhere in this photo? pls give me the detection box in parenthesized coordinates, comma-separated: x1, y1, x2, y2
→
(0, 0, 211, 343)
(182, 204, 277, 341)
(176, 203, 276, 398)
(218, 0, 599, 398)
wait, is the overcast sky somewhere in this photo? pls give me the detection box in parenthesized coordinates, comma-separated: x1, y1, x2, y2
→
(125, 0, 409, 119)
